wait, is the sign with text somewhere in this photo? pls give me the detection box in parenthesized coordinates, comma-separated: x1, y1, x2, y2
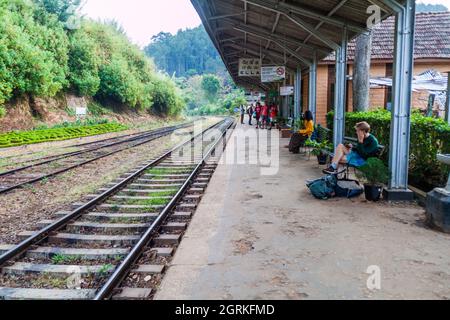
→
(76, 107, 87, 117)
(280, 86, 294, 96)
(261, 66, 286, 83)
(238, 58, 261, 77)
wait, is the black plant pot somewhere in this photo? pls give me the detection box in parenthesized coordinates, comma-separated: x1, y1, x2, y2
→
(364, 184, 383, 202)
(317, 154, 328, 165)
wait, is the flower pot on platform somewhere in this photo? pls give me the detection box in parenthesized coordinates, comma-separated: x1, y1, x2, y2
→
(317, 154, 328, 165)
(364, 184, 383, 202)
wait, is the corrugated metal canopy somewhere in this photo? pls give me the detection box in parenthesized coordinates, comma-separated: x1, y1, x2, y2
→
(190, 0, 404, 91)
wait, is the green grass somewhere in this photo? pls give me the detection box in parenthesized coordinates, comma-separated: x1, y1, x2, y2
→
(0, 122, 128, 148)
(146, 190, 178, 197)
(98, 264, 114, 275)
(51, 254, 81, 264)
(125, 197, 171, 206)
(147, 168, 192, 175)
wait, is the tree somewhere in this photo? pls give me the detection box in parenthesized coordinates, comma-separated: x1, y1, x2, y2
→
(144, 26, 225, 77)
(35, 0, 81, 22)
(201, 75, 221, 101)
(353, 31, 373, 112)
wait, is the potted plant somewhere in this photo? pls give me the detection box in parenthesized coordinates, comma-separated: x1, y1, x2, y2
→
(306, 139, 331, 165)
(356, 158, 390, 202)
(276, 116, 286, 130)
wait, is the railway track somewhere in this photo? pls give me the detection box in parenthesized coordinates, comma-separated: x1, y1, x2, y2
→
(0, 121, 197, 195)
(0, 117, 235, 300)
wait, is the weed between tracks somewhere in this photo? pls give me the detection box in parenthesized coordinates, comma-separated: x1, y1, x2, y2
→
(146, 168, 193, 175)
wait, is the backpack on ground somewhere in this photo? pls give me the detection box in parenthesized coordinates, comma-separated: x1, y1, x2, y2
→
(335, 179, 364, 199)
(306, 175, 337, 200)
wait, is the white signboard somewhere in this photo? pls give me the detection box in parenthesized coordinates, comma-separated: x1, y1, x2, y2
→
(76, 107, 87, 117)
(261, 66, 286, 83)
(239, 58, 261, 77)
(280, 86, 294, 96)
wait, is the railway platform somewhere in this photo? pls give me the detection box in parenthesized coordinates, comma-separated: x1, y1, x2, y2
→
(156, 123, 450, 300)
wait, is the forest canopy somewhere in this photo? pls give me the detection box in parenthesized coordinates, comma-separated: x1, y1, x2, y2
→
(0, 0, 184, 116)
(144, 26, 226, 78)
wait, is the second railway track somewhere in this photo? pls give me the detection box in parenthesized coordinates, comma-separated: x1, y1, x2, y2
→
(0, 121, 197, 195)
(0, 117, 235, 300)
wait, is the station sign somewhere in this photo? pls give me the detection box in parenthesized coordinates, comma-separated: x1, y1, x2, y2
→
(261, 66, 286, 83)
(238, 58, 261, 77)
(76, 107, 87, 117)
(280, 86, 294, 96)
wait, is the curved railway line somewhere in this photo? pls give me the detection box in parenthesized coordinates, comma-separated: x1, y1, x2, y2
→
(0, 121, 197, 195)
(0, 117, 235, 300)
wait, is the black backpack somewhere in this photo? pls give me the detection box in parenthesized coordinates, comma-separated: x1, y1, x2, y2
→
(306, 175, 337, 200)
(335, 179, 364, 199)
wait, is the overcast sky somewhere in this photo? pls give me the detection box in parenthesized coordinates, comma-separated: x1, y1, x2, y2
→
(81, 0, 201, 47)
(81, 0, 450, 48)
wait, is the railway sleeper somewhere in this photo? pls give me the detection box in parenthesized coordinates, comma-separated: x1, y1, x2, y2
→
(47, 233, 140, 246)
(124, 183, 183, 190)
(2, 262, 115, 277)
(53, 212, 159, 223)
(0, 288, 96, 300)
(175, 203, 197, 212)
(98, 188, 179, 195)
(135, 179, 186, 184)
(94, 204, 165, 213)
(152, 234, 181, 246)
(161, 222, 187, 233)
(112, 288, 152, 300)
(2, 247, 130, 261)
(66, 222, 151, 234)
(171, 212, 193, 220)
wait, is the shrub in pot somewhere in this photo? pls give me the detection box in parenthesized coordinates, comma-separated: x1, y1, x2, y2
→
(306, 139, 332, 165)
(356, 158, 390, 201)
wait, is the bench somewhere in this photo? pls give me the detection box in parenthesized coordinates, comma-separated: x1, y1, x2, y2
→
(316, 127, 386, 179)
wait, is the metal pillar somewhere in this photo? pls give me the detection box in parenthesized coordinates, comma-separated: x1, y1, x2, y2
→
(385, 0, 416, 201)
(294, 67, 302, 120)
(445, 72, 450, 125)
(309, 54, 317, 122)
(333, 28, 348, 149)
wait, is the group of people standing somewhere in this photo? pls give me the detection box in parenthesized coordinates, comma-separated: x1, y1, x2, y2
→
(240, 102, 278, 130)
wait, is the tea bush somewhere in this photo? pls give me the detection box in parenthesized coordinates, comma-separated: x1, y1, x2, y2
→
(0, 122, 127, 148)
(327, 110, 450, 188)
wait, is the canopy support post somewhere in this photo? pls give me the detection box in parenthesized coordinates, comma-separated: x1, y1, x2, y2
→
(384, 0, 416, 201)
(333, 27, 348, 149)
(309, 53, 317, 122)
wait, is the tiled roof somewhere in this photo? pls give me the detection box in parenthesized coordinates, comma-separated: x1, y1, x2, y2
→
(323, 11, 450, 62)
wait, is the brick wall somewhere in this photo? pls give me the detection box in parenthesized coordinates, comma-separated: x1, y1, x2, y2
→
(316, 65, 329, 126)
(301, 74, 308, 112)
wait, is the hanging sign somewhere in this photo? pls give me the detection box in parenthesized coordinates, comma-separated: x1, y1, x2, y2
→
(280, 86, 294, 96)
(261, 66, 286, 83)
(238, 58, 261, 77)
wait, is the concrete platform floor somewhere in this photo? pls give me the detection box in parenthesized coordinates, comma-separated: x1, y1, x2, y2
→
(156, 124, 450, 300)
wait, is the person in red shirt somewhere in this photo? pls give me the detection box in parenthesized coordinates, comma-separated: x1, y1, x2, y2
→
(261, 103, 269, 129)
(269, 104, 278, 130)
(255, 102, 262, 129)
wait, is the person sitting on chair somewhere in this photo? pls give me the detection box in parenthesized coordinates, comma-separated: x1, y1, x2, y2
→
(323, 121, 379, 175)
(287, 110, 314, 154)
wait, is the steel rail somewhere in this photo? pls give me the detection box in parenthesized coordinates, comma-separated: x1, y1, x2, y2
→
(0, 118, 230, 268)
(94, 118, 236, 300)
